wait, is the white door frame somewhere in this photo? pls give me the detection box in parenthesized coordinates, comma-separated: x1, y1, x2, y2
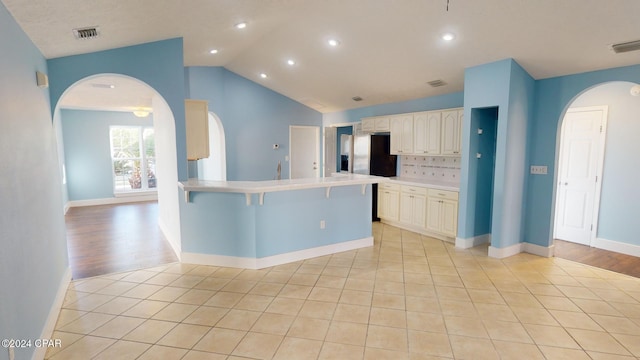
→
(289, 125, 320, 179)
(553, 105, 608, 246)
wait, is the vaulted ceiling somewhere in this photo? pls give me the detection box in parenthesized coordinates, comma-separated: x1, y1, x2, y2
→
(3, 0, 639, 113)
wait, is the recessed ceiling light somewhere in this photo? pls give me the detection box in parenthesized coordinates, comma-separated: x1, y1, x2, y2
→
(209, 49, 218, 54)
(442, 33, 455, 41)
(287, 59, 296, 66)
(235, 22, 247, 29)
(260, 73, 268, 79)
(328, 39, 340, 47)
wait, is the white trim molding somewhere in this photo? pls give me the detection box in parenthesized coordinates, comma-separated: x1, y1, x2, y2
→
(159, 218, 181, 261)
(455, 234, 491, 249)
(67, 193, 158, 208)
(33, 267, 72, 360)
(594, 237, 640, 257)
(488, 243, 523, 259)
(523, 242, 555, 258)
(182, 237, 373, 270)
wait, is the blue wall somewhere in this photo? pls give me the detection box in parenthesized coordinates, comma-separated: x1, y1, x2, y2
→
(459, 59, 535, 250)
(469, 107, 498, 236)
(0, 3, 69, 360)
(47, 38, 188, 180)
(524, 64, 640, 247)
(61, 109, 153, 201)
(323, 92, 464, 126)
(180, 185, 372, 258)
(185, 67, 323, 181)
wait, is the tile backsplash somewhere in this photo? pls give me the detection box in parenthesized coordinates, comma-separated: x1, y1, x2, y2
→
(399, 155, 461, 183)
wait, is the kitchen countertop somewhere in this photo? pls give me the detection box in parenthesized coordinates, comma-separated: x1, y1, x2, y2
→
(386, 177, 460, 191)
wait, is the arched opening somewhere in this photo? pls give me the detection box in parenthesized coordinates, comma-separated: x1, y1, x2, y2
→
(552, 81, 640, 272)
(53, 74, 180, 278)
(197, 112, 227, 180)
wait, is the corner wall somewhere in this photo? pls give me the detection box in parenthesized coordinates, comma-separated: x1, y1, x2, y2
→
(0, 3, 69, 359)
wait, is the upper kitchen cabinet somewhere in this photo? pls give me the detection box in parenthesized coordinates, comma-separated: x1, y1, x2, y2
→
(361, 116, 390, 133)
(414, 111, 442, 155)
(390, 114, 414, 155)
(185, 99, 210, 160)
(441, 109, 463, 155)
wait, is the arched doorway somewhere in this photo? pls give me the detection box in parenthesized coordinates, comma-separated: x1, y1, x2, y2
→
(552, 81, 640, 275)
(53, 74, 180, 278)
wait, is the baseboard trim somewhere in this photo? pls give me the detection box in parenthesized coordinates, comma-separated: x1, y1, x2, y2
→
(182, 237, 374, 269)
(159, 218, 181, 261)
(523, 242, 555, 258)
(488, 243, 523, 259)
(455, 234, 491, 249)
(33, 267, 72, 360)
(68, 194, 158, 208)
(593, 237, 640, 257)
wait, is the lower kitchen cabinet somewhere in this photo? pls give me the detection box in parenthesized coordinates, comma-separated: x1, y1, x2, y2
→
(378, 184, 400, 222)
(399, 186, 427, 228)
(426, 189, 458, 237)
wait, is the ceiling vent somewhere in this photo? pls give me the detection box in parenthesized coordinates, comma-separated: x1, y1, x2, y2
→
(427, 79, 447, 87)
(352, 96, 363, 102)
(73, 27, 100, 40)
(612, 39, 640, 53)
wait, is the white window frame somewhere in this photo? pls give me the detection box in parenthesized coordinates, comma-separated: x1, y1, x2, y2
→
(109, 126, 157, 195)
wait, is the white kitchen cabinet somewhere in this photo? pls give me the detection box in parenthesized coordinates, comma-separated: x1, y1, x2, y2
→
(441, 109, 462, 155)
(378, 183, 400, 221)
(185, 99, 210, 160)
(414, 111, 442, 155)
(426, 189, 458, 237)
(399, 185, 427, 228)
(390, 114, 414, 155)
(361, 116, 390, 133)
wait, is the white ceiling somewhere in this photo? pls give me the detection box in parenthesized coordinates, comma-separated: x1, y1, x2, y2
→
(3, 0, 639, 113)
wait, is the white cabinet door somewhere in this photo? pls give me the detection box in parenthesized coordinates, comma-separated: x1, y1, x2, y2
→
(441, 110, 462, 155)
(401, 115, 414, 154)
(379, 189, 399, 221)
(374, 117, 390, 131)
(426, 197, 442, 233)
(441, 199, 458, 236)
(362, 118, 375, 132)
(413, 194, 427, 228)
(185, 100, 210, 160)
(413, 112, 428, 155)
(399, 192, 414, 224)
(414, 111, 442, 155)
(390, 117, 403, 155)
(426, 112, 442, 155)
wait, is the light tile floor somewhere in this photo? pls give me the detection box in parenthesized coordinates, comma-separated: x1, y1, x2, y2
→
(46, 223, 640, 359)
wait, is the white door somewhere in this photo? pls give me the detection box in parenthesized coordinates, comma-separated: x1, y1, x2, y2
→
(554, 106, 607, 245)
(290, 126, 320, 179)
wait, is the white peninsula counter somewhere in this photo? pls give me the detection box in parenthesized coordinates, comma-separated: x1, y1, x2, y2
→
(178, 174, 383, 269)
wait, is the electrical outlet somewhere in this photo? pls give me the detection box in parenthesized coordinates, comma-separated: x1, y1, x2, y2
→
(320, 220, 326, 229)
(530, 165, 548, 175)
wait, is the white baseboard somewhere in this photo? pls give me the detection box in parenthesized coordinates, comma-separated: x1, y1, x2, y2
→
(159, 218, 181, 261)
(67, 194, 158, 208)
(455, 234, 491, 249)
(182, 237, 374, 269)
(593, 237, 640, 257)
(523, 242, 555, 258)
(488, 243, 523, 259)
(33, 267, 72, 360)
(63, 203, 70, 215)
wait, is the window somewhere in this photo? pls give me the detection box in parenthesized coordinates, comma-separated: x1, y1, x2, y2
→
(110, 126, 156, 193)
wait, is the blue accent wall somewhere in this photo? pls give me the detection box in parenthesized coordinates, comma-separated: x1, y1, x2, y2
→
(525, 67, 640, 247)
(459, 59, 535, 249)
(61, 109, 153, 201)
(0, 3, 69, 359)
(180, 185, 371, 258)
(323, 92, 464, 125)
(185, 67, 323, 181)
(47, 38, 188, 180)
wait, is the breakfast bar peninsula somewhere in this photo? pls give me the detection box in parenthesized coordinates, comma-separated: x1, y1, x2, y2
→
(178, 174, 382, 269)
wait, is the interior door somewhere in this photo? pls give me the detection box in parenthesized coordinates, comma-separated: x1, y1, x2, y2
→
(554, 107, 607, 245)
(290, 125, 320, 179)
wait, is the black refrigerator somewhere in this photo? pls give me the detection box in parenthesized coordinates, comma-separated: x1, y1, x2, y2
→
(353, 134, 397, 220)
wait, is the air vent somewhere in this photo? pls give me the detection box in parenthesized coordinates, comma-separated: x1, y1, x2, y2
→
(427, 79, 447, 87)
(73, 27, 100, 40)
(352, 96, 363, 102)
(612, 39, 640, 53)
